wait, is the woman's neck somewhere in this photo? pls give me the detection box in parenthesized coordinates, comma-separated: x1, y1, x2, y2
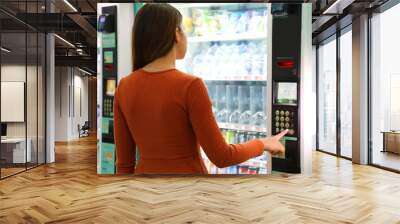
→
(142, 50, 176, 72)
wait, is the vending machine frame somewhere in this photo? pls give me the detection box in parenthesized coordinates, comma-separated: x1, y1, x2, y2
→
(97, 5, 118, 175)
(268, 3, 312, 174)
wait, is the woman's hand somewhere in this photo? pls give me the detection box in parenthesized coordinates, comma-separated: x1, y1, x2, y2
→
(260, 129, 288, 155)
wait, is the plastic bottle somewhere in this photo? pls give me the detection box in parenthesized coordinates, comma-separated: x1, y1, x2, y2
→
(216, 85, 229, 123)
(238, 85, 252, 125)
(236, 12, 248, 34)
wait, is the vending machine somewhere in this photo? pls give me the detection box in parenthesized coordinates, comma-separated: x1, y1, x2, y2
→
(173, 3, 271, 174)
(96, 3, 312, 175)
(97, 6, 118, 175)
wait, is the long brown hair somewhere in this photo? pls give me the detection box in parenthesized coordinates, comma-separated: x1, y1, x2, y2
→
(132, 3, 182, 71)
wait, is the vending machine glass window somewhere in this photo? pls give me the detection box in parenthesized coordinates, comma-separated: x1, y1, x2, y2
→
(173, 3, 269, 175)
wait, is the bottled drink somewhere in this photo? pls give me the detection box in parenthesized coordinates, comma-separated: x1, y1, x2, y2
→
(250, 85, 267, 127)
(238, 85, 252, 126)
(206, 83, 217, 115)
(226, 130, 235, 144)
(216, 85, 229, 122)
(227, 84, 240, 124)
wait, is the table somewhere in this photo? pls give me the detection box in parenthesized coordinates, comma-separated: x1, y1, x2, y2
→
(1, 138, 32, 164)
(382, 131, 400, 154)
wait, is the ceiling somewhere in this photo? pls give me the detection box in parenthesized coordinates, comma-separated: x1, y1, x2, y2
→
(311, 0, 391, 43)
(1, 0, 396, 72)
(0, 0, 99, 74)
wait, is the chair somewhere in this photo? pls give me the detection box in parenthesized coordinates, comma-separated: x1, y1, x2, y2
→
(78, 121, 90, 138)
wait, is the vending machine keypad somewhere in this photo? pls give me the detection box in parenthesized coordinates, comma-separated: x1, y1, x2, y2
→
(273, 109, 296, 136)
(103, 97, 114, 117)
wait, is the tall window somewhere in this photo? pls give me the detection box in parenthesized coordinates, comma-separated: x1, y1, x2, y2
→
(318, 36, 337, 154)
(371, 3, 400, 171)
(339, 28, 352, 158)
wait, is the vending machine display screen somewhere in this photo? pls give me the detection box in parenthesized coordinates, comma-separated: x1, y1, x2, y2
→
(104, 51, 113, 64)
(275, 82, 297, 105)
(105, 79, 116, 96)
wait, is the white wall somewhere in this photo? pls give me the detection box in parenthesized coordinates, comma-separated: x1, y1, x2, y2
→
(1, 66, 26, 137)
(55, 67, 69, 141)
(54, 67, 89, 141)
(1, 64, 46, 164)
(1, 65, 36, 137)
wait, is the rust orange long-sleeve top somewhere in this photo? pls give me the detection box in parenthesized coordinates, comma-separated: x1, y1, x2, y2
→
(113, 68, 264, 174)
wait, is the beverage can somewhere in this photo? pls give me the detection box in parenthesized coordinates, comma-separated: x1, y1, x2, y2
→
(249, 166, 258, 175)
(226, 130, 235, 144)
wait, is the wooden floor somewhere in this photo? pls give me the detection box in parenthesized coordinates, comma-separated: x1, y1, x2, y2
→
(1, 136, 400, 223)
(0, 167, 26, 178)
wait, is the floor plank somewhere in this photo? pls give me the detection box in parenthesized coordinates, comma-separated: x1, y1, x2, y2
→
(0, 135, 399, 223)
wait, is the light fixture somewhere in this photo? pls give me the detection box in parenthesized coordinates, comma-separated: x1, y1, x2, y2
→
(78, 67, 93, 76)
(63, 0, 78, 12)
(1, 47, 11, 53)
(322, 0, 353, 15)
(54, 34, 75, 48)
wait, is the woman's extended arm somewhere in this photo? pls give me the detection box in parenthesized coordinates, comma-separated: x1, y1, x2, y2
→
(114, 85, 136, 174)
(186, 78, 266, 168)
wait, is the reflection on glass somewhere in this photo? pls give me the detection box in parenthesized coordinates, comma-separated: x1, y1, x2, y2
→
(318, 37, 337, 154)
(340, 30, 352, 158)
(371, 5, 400, 171)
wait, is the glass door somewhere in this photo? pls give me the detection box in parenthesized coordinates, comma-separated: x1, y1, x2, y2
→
(173, 3, 269, 174)
(0, 0, 47, 179)
(370, 4, 400, 171)
(1, 31, 28, 178)
(317, 36, 337, 155)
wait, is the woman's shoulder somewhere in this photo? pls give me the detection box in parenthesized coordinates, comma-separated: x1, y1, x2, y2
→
(173, 69, 203, 83)
(118, 69, 203, 86)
